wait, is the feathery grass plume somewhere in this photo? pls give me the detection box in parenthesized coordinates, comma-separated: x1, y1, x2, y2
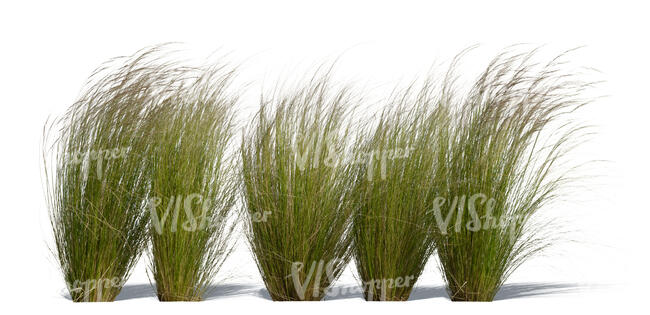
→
(145, 61, 239, 301)
(350, 80, 447, 301)
(241, 68, 357, 301)
(43, 47, 173, 302)
(432, 48, 594, 301)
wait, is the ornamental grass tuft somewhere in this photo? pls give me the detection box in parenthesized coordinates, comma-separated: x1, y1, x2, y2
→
(145, 61, 239, 301)
(43, 47, 168, 302)
(431, 48, 594, 301)
(241, 69, 357, 301)
(350, 80, 447, 301)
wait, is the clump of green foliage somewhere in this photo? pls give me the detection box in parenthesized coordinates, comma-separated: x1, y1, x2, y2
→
(241, 70, 357, 301)
(43, 48, 167, 302)
(146, 62, 239, 301)
(431, 49, 593, 301)
(351, 80, 447, 301)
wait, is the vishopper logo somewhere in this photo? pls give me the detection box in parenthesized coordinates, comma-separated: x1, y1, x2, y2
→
(429, 193, 524, 240)
(327, 275, 416, 301)
(250, 210, 272, 223)
(289, 259, 416, 300)
(67, 277, 125, 302)
(353, 146, 413, 181)
(148, 193, 215, 234)
(290, 259, 343, 300)
(148, 194, 270, 234)
(292, 131, 412, 181)
(66, 146, 130, 180)
(292, 132, 341, 171)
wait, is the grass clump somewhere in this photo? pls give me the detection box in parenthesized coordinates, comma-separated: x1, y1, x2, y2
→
(146, 62, 239, 301)
(431, 48, 593, 301)
(351, 81, 446, 301)
(241, 69, 357, 301)
(43, 48, 167, 302)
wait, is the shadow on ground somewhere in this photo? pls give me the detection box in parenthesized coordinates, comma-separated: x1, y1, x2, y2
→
(62, 283, 264, 301)
(116, 283, 266, 301)
(61, 281, 590, 301)
(115, 283, 156, 300)
(324, 282, 588, 301)
(494, 282, 586, 300)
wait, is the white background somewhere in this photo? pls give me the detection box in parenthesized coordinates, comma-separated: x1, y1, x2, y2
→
(1, 0, 648, 313)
